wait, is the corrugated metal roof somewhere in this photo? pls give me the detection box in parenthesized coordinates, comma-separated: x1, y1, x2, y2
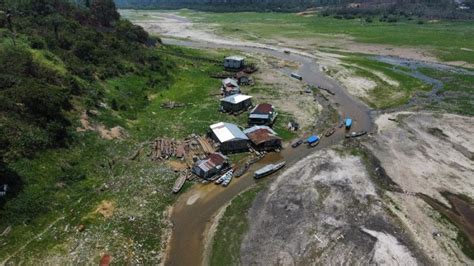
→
(210, 122, 249, 143)
(244, 126, 281, 146)
(244, 125, 277, 135)
(251, 103, 273, 114)
(225, 56, 245, 61)
(249, 114, 270, 119)
(196, 152, 227, 172)
(220, 94, 252, 104)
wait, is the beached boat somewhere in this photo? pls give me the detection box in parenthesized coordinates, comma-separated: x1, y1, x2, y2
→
(345, 118, 352, 129)
(172, 175, 186, 193)
(222, 172, 233, 187)
(235, 163, 250, 177)
(307, 135, 320, 147)
(291, 139, 303, 148)
(345, 131, 367, 138)
(215, 169, 232, 184)
(325, 127, 336, 137)
(254, 161, 286, 179)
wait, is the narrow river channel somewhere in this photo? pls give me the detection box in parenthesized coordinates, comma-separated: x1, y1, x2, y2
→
(162, 38, 374, 266)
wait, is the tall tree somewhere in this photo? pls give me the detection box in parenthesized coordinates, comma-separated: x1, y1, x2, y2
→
(90, 0, 120, 27)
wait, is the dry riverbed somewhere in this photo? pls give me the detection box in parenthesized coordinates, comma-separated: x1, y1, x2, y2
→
(239, 112, 474, 265)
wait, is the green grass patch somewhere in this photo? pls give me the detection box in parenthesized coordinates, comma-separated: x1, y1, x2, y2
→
(418, 68, 474, 116)
(175, 11, 474, 64)
(342, 55, 431, 109)
(210, 185, 264, 266)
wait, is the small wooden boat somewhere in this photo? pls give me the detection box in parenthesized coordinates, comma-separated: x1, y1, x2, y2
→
(325, 127, 336, 137)
(254, 161, 286, 179)
(290, 73, 303, 80)
(291, 139, 303, 148)
(235, 163, 250, 177)
(172, 175, 186, 193)
(345, 131, 367, 138)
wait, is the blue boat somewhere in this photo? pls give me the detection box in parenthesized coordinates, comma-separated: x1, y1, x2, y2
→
(307, 135, 320, 147)
(345, 118, 352, 129)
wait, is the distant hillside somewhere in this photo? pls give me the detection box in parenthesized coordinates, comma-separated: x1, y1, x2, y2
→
(115, 0, 473, 18)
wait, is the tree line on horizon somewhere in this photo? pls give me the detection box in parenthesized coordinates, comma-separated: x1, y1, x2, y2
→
(114, 0, 474, 18)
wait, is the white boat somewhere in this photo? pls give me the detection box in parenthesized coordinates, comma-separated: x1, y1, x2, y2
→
(172, 175, 186, 193)
(222, 172, 234, 187)
(254, 162, 286, 179)
(215, 169, 233, 185)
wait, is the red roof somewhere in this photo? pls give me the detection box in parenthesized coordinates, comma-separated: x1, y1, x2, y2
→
(247, 128, 281, 146)
(252, 103, 273, 114)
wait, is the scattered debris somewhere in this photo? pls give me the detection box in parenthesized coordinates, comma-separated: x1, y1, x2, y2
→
(1, 226, 12, 237)
(160, 101, 185, 109)
(77, 224, 86, 232)
(345, 131, 368, 138)
(318, 86, 336, 95)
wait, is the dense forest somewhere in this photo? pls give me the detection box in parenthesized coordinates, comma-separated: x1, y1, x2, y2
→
(115, 0, 474, 18)
(0, 0, 171, 210)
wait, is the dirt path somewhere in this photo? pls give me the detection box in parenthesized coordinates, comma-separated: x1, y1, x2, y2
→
(1, 216, 65, 265)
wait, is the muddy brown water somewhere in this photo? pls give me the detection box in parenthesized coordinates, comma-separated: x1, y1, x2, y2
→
(163, 39, 374, 266)
(420, 193, 474, 252)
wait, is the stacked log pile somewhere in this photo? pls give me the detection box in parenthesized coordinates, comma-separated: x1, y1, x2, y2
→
(150, 136, 217, 164)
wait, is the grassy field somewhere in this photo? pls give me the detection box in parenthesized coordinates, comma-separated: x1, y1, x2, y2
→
(210, 185, 264, 266)
(0, 44, 293, 263)
(420, 68, 474, 116)
(178, 11, 474, 64)
(340, 54, 431, 109)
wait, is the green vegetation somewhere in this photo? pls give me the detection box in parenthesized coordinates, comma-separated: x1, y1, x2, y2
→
(342, 55, 431, 109)
(178, 11, 474, 64)
(210, 185, 263, 266)
(0, 0, 296, 262)
(419, 68, 474, 116)
(116, 0, 474, 18)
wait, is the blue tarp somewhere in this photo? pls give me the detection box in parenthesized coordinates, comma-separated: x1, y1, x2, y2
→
(345, 118, 352, 128)
(307, 135, 320, 144)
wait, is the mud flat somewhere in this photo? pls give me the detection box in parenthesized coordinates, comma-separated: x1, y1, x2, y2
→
(365, 112, 474, 264)
(240, 149, 425, 265)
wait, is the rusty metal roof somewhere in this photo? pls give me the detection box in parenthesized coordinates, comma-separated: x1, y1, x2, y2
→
(251, 103, 273, 114)
(196, 152, 227, 172)
(244, 126, 281, 146)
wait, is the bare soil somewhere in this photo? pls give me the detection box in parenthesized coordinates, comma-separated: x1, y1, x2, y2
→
(77, 112, 127, 140)
(240, 149, 421, 265)
(363, 111, 474, 264)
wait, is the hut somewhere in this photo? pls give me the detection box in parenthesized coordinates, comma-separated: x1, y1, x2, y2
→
(248, 103, 278, 126)
(220, 94, 253, 113)
(221, 78, 240, 96)
(244, 126, 282, 151)
(209, 122, 249, 153)
(224, 56, 245, 70)
(192, 153, 229, 179)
